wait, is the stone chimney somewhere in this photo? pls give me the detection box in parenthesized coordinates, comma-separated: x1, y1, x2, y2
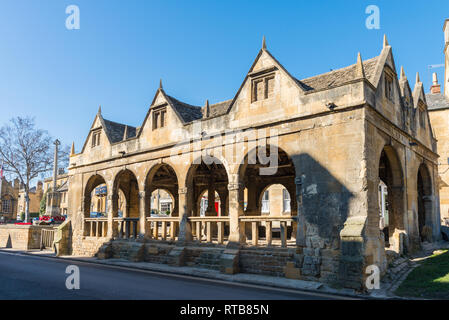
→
(430, 72, 441, 94)
(444, 19, 449, 98)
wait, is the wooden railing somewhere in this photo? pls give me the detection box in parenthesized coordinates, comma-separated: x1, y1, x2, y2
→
(84, 218, 108, 238)
(40, 228, 55, 250)
(114, 217, 139, 239)
(189, 217, 230, 244)
(146, 217, 179, 241)
(239, 216, 294, 247)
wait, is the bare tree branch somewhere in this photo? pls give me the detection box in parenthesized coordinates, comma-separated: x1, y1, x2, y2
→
(0, 117, 54, 221)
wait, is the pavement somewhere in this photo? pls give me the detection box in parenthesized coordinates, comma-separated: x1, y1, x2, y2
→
(0, 249, 362, 300)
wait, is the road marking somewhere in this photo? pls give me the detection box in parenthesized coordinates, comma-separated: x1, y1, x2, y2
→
(0, 249, 359, 300)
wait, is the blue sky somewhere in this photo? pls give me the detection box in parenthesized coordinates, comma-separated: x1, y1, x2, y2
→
(0, 0, 448, 154)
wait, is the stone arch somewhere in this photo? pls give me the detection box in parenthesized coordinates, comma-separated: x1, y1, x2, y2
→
(417, 163, 433, 242)
(238, 145, 298, 241)
(83, 174, 107, 218)
(112, 169, 140, 219)
(377, 145, 405, 250)
(238, 145, 297, 216)
(144, 163, 179, 217)
(196, 189, 224, 216)
(257, 183, 294, 216)
(185, 155, 230, 217)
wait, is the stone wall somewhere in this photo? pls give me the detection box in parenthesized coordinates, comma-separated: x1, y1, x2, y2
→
(0, 225, 53, 250)
(71, 234, 109, 257)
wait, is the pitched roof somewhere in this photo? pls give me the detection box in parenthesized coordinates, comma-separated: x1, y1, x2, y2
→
(102, 119, 137, 143)
(426, 93, 449, 111)
(297, 56, 379, 92)
(165, 95, 203, 123)
(207, 99, 233, 118)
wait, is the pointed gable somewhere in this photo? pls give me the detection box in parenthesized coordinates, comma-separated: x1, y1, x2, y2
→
(226, 43, 307, 115)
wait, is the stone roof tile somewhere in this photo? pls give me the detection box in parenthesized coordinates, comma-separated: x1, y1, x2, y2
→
(426, 93, 449, 111)
(298, 57, 379, 91)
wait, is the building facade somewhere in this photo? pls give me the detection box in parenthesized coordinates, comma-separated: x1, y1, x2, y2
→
(427, 19, 449, 225)
(0, 178, 19, 221)
(66, 35, 441, 290)
(43, 173, 69, 216)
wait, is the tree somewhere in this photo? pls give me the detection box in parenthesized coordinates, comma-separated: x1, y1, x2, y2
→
(39, 190, 48, 216)
(0, 117, 54, 222)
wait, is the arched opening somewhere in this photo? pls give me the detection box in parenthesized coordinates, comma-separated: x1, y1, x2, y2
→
(378, 147, 405, 250)
(186, 157, 230, 242)
(186, 158, 229, 217)
(150, 189, 175, 216)
(145, 164, 179, 217)
(417, 163, 433, 242)
(112, 169, 139, 219)
(257, 184, 292, 216)
(239, 146, 297, 244)
(84, 175, 106, 218)
(198, 190, 224, 216)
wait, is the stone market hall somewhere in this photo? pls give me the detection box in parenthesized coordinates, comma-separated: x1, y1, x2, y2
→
(63, 35, 441, 291)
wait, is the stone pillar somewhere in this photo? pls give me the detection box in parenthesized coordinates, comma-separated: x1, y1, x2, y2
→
(107, 193, 117, 238)
(45, 139, 61, 217)
(295, 176, 306, 247)
(139, 191, 146, 237)
(205, 176, 217, 216)
(177, 187, 192, 243)
(227, 183, 245, 246)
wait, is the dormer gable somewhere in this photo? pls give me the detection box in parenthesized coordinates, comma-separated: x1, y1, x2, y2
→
(226, 37, 306, 114)
(139, 85, 202, 138)
(79, 108, 110, 154)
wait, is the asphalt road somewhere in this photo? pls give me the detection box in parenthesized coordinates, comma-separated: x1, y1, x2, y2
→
(0, 250, 349, 300)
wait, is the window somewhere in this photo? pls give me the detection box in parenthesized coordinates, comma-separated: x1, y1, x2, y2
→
(420, 111, 426, 128)
(2, 200, 11, 213)
(160, 202, 171, 214)
(91, 130, 101, 147)
(385, 74, 393, 101)
(282, 189, 291, 213)
(153, 107, 167, 129)
(252, 74, 275, 102)
(261, 190, 270, 213)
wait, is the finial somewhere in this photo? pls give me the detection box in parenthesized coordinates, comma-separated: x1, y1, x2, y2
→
(400, 66, 407, 81)
(416, 72, 421, 84)
(159, 79, 163, 90)
(204, 99, 210, 118)
(98, 105, 102, 114)
(123, 125, 128, 141)
(70, 142, 75, 156)
(383, 34, 389, 48)
(356, 52, 365, 78)
(262, 35, 266, 50)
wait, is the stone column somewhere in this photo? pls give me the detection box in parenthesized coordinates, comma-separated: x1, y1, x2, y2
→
(205, 176, 217, 216)
(107, 193, 117, 238)
(177, 186, 192, 243)
(227, 183, 245, 246)
(139, 191, 146, 237)
(295, 176, 306, 247)
(46, 139, 61, 217)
